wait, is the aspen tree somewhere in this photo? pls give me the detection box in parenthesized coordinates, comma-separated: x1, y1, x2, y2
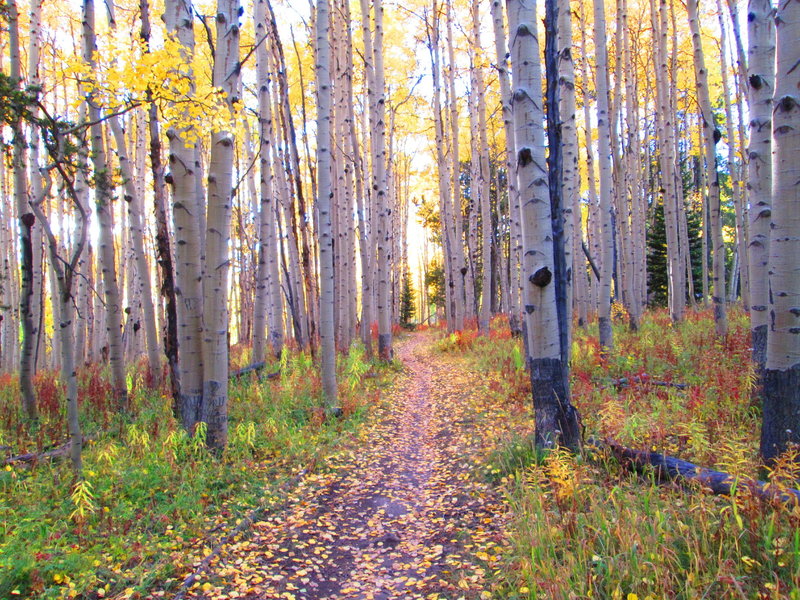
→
(6, 0, 38, 421)
(30, 161, 89, 476)
(469, 0, 492, 335)
(83, 0, 128, 410)
(592, 0, 615, 353)
(109, 118, 161, 383)
(164, 0, 204, 431)
(372, 0, 392, 359)
(490, 0, 521, 324)
(201, 0, 242, 450)
(760, 0, 800, 462)
(558, 0, 580, 333)
(717, 0, 749, 309)
(352, 0, 373, 357)
(427, 3, 459, 333)
(509, 0, 581, 449)
(688, 0, 727, 337)
(253, 0, 284, 362)
(315, 0, 339, 409)
(651, 0, 685, 320)
(141, 0, 179, 400)
(444, 0, 466, 331)
(747, 0, 775, 372)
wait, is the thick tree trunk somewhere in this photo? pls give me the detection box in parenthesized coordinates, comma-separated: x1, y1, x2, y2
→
(201, 0, 241, 450)
(315, 0, 339, 408)
(164, 0, 204, 431)
(747, 0, 775, 373)
(509, 0, 580, 450)
(761, 0, 800, 462)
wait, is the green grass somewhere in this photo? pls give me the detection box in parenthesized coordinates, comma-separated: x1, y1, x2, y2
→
(0, 343, 389, 599)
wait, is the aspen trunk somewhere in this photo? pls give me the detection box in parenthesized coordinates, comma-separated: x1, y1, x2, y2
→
(760, 0, 800, 462)
(109, 117, 161, 384)
(253, 0, 284, 363)
(509, 0, 580, 450)
(747, 0, 775, 372)
(164, 0, 204, 431)
(315, 0, 339, 408)
(201, 0, 241, 450)
(84, 0, 128, 410)
(558, 0, 580, 333)
(490, 0, 521, 324)
(593, 0, 615, 353)
(688, 0, 727, 337)
(7, 0, 38, 421)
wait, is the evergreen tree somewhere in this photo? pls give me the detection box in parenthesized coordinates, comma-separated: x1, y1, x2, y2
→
(399, 269, 416, 328)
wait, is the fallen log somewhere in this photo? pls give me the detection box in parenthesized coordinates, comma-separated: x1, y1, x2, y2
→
(599, 439, 800, 505)
(613, 375, 688, 390)
(229, 362, 280, 380)
(4, 437, 91, 465)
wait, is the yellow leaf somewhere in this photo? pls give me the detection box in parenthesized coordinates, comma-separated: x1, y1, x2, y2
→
(201, 582, 213, 592)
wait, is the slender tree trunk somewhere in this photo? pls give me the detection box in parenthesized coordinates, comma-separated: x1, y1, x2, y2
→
(688, 0, 727, 336)
(490, 0, 521, 327)
(760, 0, 800, 462)
(593, 0, 615, 353)
(109, 118, 161, 384)
(7, 0, 38, 422)
(84, 0, 128, 410)
(253, 0, 284, 362)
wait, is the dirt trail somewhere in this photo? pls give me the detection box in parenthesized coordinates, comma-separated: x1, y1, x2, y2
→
(185, 333, 511, 600)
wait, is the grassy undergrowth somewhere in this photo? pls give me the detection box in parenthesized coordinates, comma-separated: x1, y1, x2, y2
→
(446, 307, 800, 599)
(0, 343, 390, 600)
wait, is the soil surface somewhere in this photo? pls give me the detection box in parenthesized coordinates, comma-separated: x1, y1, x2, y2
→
(181, 333, 512, 599)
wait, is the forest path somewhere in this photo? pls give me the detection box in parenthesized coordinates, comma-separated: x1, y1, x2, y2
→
(184, 332, 514, 600)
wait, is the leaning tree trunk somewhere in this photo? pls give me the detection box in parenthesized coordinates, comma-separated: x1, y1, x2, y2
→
(201, 0, 241, 450)
(508, 0, 581, 450)
(30, 167, 88, 477)
(760, 0, 800, 463)
(747, 0, 775, 374)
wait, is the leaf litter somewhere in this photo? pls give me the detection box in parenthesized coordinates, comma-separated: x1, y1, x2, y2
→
(171, 332, 522, 599)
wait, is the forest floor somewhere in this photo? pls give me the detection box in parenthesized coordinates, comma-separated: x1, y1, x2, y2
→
(174, 332, 518, 600)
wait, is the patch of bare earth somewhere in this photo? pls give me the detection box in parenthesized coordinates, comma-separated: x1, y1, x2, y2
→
(181, 332, 511, 600)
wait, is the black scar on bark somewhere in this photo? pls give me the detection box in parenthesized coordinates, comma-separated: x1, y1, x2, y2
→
(530, 266, 552, 288)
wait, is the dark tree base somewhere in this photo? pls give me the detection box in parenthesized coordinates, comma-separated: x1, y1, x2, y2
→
(378, 333, 393, 361)
(761, 362, 800, 463)
(530, 357, 581, 451)
(598, 316, 613, 354)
